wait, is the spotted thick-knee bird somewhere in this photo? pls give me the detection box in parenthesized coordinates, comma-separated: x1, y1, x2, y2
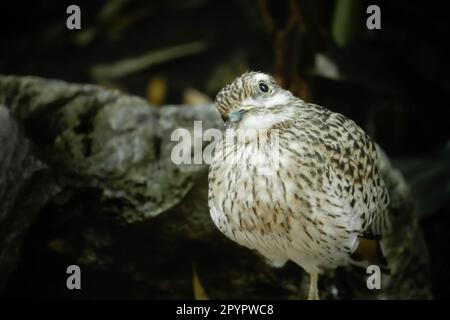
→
(208, 71, 390, 300)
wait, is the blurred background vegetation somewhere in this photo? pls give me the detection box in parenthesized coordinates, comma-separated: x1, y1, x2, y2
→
(0, 0, 449, 299)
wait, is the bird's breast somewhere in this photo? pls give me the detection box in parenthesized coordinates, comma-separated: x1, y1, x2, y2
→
(209, 136, 302, 234)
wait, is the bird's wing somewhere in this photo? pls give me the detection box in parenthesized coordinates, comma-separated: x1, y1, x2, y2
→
(298, 103, 390, 236)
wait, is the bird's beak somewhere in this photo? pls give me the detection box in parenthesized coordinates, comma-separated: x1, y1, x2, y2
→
(225, 106, 253, 128)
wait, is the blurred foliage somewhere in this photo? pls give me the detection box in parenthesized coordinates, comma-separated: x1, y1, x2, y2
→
(192, 265, 210, 300)
(332, 0, 362, 47)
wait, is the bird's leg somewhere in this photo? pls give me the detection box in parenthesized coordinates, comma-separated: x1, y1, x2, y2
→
(307, 273, 320, 300)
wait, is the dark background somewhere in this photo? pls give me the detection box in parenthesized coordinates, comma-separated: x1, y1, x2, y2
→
(0, 0, 449, 299)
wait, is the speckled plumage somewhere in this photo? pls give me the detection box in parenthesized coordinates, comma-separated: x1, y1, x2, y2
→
(208, 71, 390, 299)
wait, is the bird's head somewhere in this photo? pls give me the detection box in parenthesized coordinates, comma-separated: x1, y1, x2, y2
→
(215, 71, 295, 129)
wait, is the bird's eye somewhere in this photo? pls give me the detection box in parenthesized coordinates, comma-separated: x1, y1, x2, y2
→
(258, 82, 269, 93)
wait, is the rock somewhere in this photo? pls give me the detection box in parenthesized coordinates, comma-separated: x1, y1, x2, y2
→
(0, 104, 60, 289)
(0, 75, 222, 223)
